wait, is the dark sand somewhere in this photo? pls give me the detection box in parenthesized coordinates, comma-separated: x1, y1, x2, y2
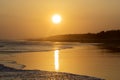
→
(0, 64, 104, 80)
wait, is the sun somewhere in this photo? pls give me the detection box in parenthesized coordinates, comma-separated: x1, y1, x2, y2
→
(52, 14, 61, 24)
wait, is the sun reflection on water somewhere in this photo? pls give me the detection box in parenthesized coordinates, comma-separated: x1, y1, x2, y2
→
(54, 50, 59, 71)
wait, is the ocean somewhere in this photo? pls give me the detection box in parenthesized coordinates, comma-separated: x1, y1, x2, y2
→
(0, 40, 120, 80)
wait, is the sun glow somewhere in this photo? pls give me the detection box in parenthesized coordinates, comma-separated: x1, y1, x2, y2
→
(52, 14, 61, 24)
(54, 50, 59, 71)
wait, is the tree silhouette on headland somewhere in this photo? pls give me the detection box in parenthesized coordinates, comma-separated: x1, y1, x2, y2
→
(44, 30, 120, 43)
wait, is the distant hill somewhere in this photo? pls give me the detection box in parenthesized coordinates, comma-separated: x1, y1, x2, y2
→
(44, 30, 120, 43)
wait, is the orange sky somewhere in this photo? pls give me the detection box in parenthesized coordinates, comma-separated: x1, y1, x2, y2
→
(0, 0, 120, 39)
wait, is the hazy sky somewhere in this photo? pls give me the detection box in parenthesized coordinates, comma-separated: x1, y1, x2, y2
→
(0, 0, 120, 39)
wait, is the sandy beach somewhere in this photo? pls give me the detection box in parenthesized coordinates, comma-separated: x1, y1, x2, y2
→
(0, 64, 104, 80)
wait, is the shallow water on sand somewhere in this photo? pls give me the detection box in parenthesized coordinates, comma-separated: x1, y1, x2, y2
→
(0, 41, 120, 80)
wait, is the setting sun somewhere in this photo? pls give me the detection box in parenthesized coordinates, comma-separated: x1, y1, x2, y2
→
(1, 0, 120, 80)
(52, 14, 61, 24)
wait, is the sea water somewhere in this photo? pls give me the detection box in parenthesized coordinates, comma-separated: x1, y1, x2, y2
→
(0, 40, 120, 80)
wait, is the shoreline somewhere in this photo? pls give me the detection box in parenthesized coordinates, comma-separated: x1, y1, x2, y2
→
(0, 64, 104, 80)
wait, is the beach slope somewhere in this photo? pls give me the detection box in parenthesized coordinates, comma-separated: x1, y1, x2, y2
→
(0, 64, 104, 80)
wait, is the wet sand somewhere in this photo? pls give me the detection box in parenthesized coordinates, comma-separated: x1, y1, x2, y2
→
(0, 64, 104, 80)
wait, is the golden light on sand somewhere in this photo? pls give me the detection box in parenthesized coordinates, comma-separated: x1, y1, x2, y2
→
(52, 14, 61, 24)
(54, 50, 59, 71)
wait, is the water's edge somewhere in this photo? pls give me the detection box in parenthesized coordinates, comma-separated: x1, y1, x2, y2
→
(0, 64, 104, 80)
